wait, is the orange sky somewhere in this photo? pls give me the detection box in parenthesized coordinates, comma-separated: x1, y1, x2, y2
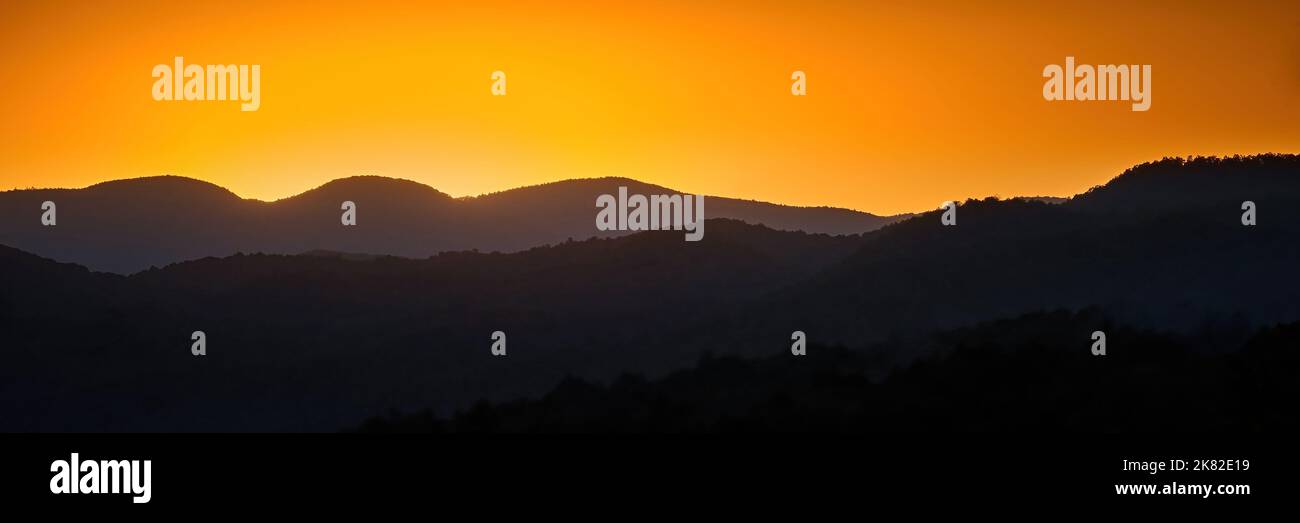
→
(2, 0, 1297, 214)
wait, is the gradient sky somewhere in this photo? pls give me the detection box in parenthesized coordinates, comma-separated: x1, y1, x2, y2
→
(2, 0, 1297, 214)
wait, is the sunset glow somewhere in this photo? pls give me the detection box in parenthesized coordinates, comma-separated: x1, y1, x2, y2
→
(2, 0, 1297, 214)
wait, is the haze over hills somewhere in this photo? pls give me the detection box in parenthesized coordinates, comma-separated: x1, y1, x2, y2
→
(1, 154, 1298, 431)
(0, 175, 903, 274)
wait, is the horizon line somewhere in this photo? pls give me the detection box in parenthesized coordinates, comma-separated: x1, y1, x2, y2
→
(6, 152, 1292, 217)
(1, 171, 1064, 217)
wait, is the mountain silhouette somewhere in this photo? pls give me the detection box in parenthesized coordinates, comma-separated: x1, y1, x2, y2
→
(0, 219, 862, 430)
(721, 154, 1300, 350)
(1, 154, 1297, 431)
(0, 175, 902, 274)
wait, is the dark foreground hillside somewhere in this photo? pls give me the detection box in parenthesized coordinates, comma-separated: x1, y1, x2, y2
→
(357, 310, 1300, 433)
(0, 220, 862, 431)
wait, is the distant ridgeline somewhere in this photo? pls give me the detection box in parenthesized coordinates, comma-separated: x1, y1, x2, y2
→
(0, 176, 898, 274)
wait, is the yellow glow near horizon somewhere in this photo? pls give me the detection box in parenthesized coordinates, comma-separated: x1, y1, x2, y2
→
(1, 0, 1298, 214)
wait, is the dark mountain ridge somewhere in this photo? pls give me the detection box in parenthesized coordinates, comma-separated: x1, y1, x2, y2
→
(0, 219, 862, 430)
(2, 154, 1298, 431)
(720, 154, 1300, 350)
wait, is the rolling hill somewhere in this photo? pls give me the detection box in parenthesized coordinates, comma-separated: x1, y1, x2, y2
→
(0, 176, 902, 274)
